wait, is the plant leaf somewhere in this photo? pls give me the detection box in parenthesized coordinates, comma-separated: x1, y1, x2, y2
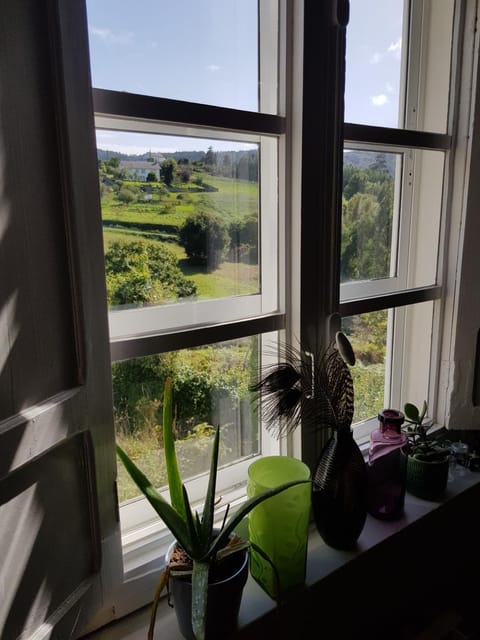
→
(116, 444, 192, 554)
(404, 402, 420, 422)
(181, 484, 202, 559)
(163, 377, 185, 519)
(191, 560, 209, 640)
(419, 400, 428, 424)
(201, 424, 220, 546)
(206, 478, 311, 559)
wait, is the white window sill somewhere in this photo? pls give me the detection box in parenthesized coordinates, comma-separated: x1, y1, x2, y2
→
(82, 466, 480, 639)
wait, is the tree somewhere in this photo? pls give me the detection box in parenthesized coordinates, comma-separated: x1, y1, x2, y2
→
(178, 166, 192, 183)
(229, 216, 258, 262)
(161, 158, 177, 186)
(179, 212, 230, 270)
(204, 145, 216, 166)
(146, 171, 157, 182)
(107, 156, 120, 169)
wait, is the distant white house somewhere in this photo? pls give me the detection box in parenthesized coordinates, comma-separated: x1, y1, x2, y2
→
(119, 155, 166, 181)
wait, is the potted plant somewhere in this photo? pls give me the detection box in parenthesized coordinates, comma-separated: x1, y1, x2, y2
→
(403, 401, 451, 500)
(250, 332, 368, 550)
(116, 376, 309, 640)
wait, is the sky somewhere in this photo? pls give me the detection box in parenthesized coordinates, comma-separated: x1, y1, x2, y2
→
(86, 0, 403, 155)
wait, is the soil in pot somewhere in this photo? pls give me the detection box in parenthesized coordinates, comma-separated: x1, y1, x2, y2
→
(167, 543, 249, 640)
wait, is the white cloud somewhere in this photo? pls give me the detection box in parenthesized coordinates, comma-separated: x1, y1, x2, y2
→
(370, 52, 382, 65)
(89, 26, 134, 45)
(206, 64, 220, 72)
(371, 94, 389, 107)
(388, 37, 402, 59)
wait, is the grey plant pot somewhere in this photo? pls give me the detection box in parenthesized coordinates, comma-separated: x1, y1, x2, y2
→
(167, 542, 249, 640)
(406, 454, 449, 501)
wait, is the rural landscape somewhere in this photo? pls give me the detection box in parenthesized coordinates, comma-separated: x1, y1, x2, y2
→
(97, 145, 393, 501)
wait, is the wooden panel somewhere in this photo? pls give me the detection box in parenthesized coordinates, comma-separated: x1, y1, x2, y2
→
(0, 0, 77, 422)
(0, 432, 100, 639)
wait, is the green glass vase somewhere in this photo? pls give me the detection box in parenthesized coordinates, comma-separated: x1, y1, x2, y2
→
(247, 456, 311, 601)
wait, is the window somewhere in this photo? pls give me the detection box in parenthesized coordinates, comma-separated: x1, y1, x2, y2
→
(85, 0, 289, 618)
(83, 0, 468, 621)
(84, 0, 472, 626)
(340, 0, 456, 442)
(4, 1, 480, 638)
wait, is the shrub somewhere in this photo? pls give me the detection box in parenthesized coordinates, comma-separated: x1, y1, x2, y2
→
(111, 344, 254, 439)
(117, 185, 138, 203)
(105, 240, 197, 306)
(179, 212, 230, 270)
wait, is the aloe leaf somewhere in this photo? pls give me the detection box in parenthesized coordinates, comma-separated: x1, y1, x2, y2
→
(182, 484, 202, 559)
(116, 444, 192, 554)
(147, 569, 169, 640)
(191, 560, 209, 640)
(201, 424, 220, 544)
(207, 478, 311, 558)
(163, 377, 185, 519)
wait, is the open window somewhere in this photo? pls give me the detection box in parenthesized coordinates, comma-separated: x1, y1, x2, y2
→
(340, 0, 455, 441)
(85, 0, 290, 619)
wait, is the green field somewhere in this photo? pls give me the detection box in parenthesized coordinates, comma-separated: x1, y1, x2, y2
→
(100, 172, 259, 300)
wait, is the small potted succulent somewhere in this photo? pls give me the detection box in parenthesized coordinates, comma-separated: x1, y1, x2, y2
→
(117, 377, 309, 640)
(403, 401, 451, 500)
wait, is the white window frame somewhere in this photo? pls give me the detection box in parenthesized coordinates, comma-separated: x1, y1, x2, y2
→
(88, 0, 293, 621)
(338, 0, 459, 446)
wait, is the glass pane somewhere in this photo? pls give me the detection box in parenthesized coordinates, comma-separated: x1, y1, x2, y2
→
(341, 149, 401, 284)
(345, 0, 454, 133)
(396, 301, 434, 409)
(97, 131, 261, 311)
(404, 150, 445, 288)
(341, 148, 445, 291)
(344, 301, 435, 427)
(114, 337, 260, 504)
(86, 0, 278, 114)
(345, 0, 404, 128)
(342, 311, 387, 425)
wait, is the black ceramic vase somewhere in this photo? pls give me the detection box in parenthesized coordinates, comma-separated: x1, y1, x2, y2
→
(311, 426, 368, 550)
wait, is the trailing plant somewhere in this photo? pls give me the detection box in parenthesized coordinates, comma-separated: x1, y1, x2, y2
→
(116, 377, 309, 640)
(403, 401, 450, 461)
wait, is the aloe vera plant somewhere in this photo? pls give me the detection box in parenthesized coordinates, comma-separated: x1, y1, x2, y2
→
(116, 377, 310, 640)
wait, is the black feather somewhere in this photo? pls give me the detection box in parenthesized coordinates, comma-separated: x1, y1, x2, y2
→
(250, 334, 355, 438)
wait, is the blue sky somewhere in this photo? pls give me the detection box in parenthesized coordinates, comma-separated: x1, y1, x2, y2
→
(86, 0, 403, 154)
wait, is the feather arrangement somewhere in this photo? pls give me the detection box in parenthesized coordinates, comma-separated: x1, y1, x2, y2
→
(250, 332, 355, 438)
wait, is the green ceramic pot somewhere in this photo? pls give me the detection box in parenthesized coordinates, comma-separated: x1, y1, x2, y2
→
(406, 454, 449, 501)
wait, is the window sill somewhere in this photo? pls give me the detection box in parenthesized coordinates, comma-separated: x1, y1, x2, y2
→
(83, 467, 480, 639)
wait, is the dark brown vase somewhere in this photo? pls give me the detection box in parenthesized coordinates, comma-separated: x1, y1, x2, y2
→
(312, 426, 368, 550)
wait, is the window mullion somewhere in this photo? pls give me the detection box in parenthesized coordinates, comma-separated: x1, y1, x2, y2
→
(92, 88, 286, 137)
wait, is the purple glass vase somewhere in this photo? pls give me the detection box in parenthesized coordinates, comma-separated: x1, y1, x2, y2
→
(367, 409, 407, 520)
